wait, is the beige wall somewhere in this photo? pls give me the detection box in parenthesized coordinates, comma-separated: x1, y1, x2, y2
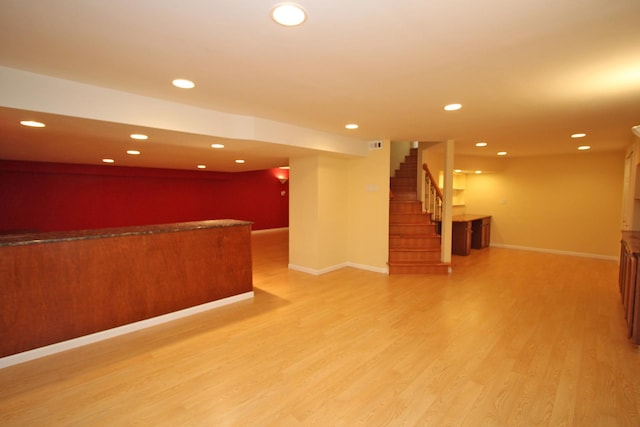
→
(390, 140, 411, 175)
(291, 141, 624, 273)
(289, 141, 389, 273)
(463, 150, 625, 258)
(289, 155, 349, 272)
(289, 156, 322, 269)
(347, 140, 390, 271)
(317, 155, 349, 268)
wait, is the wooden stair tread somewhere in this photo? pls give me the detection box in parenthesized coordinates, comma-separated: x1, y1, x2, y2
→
(389, 248, 440, 254)
(389, 247, 440, 251)
(389, 220, 436, 224)
(389, 233, 439, 237)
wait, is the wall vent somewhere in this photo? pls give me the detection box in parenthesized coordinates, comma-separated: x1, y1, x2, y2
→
(369, 141, 383, 150)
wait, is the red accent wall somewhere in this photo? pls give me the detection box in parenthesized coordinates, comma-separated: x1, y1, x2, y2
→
(0, 160, 289, 233)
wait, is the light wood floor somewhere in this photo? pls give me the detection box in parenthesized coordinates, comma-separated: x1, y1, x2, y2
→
(1, 229, 639, 426)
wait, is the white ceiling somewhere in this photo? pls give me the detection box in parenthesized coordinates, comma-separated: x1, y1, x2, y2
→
(0, 0, 639, 171)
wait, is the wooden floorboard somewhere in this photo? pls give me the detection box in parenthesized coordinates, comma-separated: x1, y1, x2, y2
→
(1, 229, 639, 426)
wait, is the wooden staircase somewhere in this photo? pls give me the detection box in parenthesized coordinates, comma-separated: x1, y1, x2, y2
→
(388, 148, 450, 274)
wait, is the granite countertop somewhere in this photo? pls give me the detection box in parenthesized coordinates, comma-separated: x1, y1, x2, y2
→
(0, 219, 253, 247)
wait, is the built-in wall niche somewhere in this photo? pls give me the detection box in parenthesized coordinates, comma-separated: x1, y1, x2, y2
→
(438, 171, 466, 206)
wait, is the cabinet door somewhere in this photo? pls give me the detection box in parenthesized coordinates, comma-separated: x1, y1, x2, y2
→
(631, 264, 640, 344)
(625, 253, 637, 337)
(481, 219, 491, 247)
(471, 218, 491, 249)
(620, 242, 628, 295)
(452, 222, 471, 255)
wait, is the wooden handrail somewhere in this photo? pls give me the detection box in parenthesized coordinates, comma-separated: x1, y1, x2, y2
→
(422, 163, 443, 224)
(422, 163, 443, 200)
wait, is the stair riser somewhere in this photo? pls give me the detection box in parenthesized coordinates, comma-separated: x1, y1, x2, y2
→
(390, 192, 418, 200)
(390, 186, 416, 195)
(390, 202, 422, 214)
(390, 177, 415, 186)
(389, 224, 437, 235)
(393, 169, 416, 178)
(392, 183, 413, 190)
(399, 161, 417, 169)
(389, 213, 434, 225)
(389, 251, 441, 262)
(389, 237, 441, 249)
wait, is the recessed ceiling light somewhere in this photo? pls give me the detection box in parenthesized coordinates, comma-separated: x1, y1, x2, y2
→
(454, 169, 462, 173)
(130, 134, 148, 140)
(497, 151, 508, 156)
(197, 165, 207, 169)
(475, 170, 482, 174)
(444, 103, 462, 111)
(172, 78, 195, 89)
(475, 142, 488, 147)
(271, 3, 307, 26)
(126, 150, 141, 155)
(571, 133, 586, 138)
(235, 159, 245, 164)
(102, 158, 115, 164)
(345, 123, 359, 130)
(578, 145, 591, 151)
(20, 120, 45, 128)
(211, 143, 225, 149)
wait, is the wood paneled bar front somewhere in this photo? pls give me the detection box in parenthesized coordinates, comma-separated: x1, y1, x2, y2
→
(0, 220, 253, 359)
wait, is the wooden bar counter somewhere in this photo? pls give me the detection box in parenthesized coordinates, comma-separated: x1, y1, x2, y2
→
(0, 220, 253, 358)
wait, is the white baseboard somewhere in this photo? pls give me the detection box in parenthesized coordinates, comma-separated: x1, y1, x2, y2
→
(252, 227, 288, 234)
(489, 243, 618, 261)
(0, 291, 254, 369)
(288, 263, 348, 275)
(345, 262, 389, 274)
(288, 262, 388, 275)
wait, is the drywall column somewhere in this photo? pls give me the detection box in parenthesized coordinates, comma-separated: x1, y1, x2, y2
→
(288, 154, 349, 274)
(441, 139, 454, 265)
(289, 145, 389, 275)
(288, 156, 319, 271)
(346, 139, 390, 272)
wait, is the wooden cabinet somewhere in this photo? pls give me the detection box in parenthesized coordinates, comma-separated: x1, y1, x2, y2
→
(452, 215, 491, 256)
(472, 217, 491, 249)
(622, 141, 640, 231)
(619, 233, 640, 344)
(452, 221, 472, 255)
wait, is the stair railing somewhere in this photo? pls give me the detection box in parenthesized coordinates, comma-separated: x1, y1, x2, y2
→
(422, 163, 443, 223)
